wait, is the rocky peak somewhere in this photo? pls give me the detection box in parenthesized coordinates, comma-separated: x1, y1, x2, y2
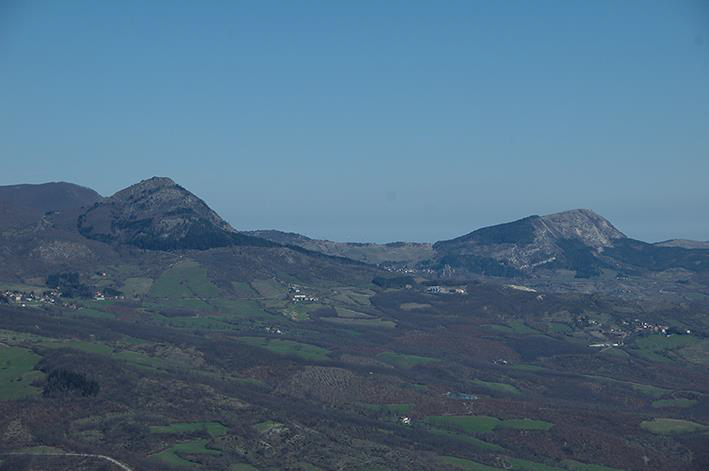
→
(113, 176, 176, 197)
(540, 209, 625, 249)
(432, 209, 628, 277)
(78, 177, 241, 250)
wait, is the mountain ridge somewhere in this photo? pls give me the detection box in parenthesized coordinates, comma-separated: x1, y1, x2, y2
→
(77, 177, 274, 251)
(0, 181, 102, 215)
(2, 177, 707, 284)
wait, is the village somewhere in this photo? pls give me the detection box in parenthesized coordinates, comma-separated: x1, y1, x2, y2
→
(579, 314, 693, 348)
(0, 287, 123, 308)
(426, 285, 467, 295)
(287, 284, 319, 303)
(0, 288, 60, 307)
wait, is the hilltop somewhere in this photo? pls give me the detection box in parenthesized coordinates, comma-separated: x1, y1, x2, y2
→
(428, 209, 709, 280)
(77, 177, 273, 251)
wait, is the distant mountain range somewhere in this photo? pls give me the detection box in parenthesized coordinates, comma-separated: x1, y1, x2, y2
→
(1, 178, 708, 284)
(246, 209, 709, 280)
(244, 230, 434, 266)
(655, 239, 709, 250)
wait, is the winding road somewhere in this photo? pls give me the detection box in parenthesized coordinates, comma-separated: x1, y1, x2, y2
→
(0, 452, 133, 471)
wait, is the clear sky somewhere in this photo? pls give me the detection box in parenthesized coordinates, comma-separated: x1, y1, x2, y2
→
(1, 1, 708, 243)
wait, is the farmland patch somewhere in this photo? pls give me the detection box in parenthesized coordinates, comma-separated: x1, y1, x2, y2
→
(0, 346, 44, 399)
(640, 418, 707, 434)
(238, 337, 331, 361)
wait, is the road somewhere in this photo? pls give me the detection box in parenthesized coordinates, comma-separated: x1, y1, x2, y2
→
(0, 452, 133, 471)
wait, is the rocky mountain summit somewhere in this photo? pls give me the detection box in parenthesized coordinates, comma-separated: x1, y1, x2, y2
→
(431, 209, 625, 277)
(540, 209, 625, 248)
(429, 209, 709, 279)
(77, 177, 269, 250)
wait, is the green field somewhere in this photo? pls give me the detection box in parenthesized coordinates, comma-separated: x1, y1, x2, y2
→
(150, 260, 219, 299)
(121, 277, 153, 296)
(632, 334, 699, 362)
(254, 420, 282, 434)
(428, 427, 504, 451)
(231, 464, 260, 471)
(635, 334, 698, 351)
(322, 317, 396, 328)
(231, 281, 259, 298)
(547, 322, 573, 334)
(71, 307, 115, 319)
(425, 415, 553, 434)
(152, 439, 221, 466)
(471, 378, 521, 395)
(440, 456, 500, 471)
(562, 459, 625, 471)
(377, 351, 438, 368)
(250, 279, 286, 298)
(442, 456, 569, 471)
(640, 418, 708, 434)
(331, 288, 373, 306)
(238, 337, 331, 361)
(0, 347, 44, 400)
(159, 315, 236, 330)
(282, 302, 324, 321)
(488, 321, 539, 335)
(216, 299, 272, 319)
(150, 421, 228, 438)
(584, 375, 670, 399)
(651, 398, 698, 408)
(506, 457, 566, 471)
(335, 307, 372, 318)
(39, 339, 175, 371)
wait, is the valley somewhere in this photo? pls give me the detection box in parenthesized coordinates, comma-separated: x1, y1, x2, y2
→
(0, 179, 708, 470)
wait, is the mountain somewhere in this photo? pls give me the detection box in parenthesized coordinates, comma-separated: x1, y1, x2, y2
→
(245, 229, 433, 265)
(0, 182, 101, 215)
(655, 239, 709, 250)
(1, 180, 709, 471)
(77, 177, 272, 250)
(428, 209, 709, 280)
(431, 209, 625, 277)
(0, 177, 375, 286)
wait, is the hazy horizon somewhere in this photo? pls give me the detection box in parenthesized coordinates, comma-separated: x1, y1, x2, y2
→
(2, 1, 708, 243)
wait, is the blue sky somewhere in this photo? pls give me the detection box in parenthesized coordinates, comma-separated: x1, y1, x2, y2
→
(1, 1, 708, 242)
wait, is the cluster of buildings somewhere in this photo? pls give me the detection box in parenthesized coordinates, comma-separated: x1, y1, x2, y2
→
(381, 265, 434, 276)
(583, 317, 693, 348)
(288, 285, 318, 302)
(0, 288, 123, 307)
(626, 319, 691, 336)
(1, 289, 59, 307)
(93, 290, 124, 301)
(426, 285, 467, 295)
